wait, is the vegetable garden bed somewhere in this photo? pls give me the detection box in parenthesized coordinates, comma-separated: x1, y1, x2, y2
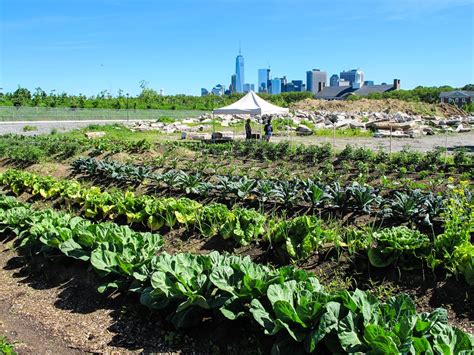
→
(0, 130, 472, 353)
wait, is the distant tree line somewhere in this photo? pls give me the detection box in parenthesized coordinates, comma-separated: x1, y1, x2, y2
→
(0, 84, 472, 110)
(0, 87, 312, 110)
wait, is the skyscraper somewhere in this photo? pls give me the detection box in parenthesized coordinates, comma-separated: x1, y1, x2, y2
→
(258, 68, 271, 93)
(243, 84, 255, 93)
(271, 78, 282, 95)
(230, 74, 237, 94)
(306, 69, 327, 94)
(235, 46, 245, 93)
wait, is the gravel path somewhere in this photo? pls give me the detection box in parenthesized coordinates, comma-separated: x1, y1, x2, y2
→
(273, 131, 474, 152)
(1, 120, 473, 153)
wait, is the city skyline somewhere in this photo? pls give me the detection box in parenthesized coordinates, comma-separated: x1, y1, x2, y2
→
(1, 0, 473, 96)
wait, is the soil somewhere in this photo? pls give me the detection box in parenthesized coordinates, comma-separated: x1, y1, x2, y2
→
(0, 239, 264, 354)
(291, 98, 468, 118)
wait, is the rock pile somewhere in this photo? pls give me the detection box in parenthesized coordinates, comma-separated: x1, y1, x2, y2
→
(287, 110, 472, 138)
(124, 110, 473, 139)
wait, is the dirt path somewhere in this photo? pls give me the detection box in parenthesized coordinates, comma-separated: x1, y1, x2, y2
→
(0, 240, 172, 354)
(0, 240, 123, 354)
(0, 238, 256, 354)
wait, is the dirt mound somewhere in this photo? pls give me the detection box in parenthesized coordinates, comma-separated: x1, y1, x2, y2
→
(291, 98, 467, 118)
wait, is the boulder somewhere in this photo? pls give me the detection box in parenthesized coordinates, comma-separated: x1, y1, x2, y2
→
(366, 121, 414, 131)
(335, 119, 352, 128)
(374, 130, 410, 138)
(188, 133, 211, 140)
(456, 124, 471, 133)
(296, 124, 313, 136)
(349, 121, 366, 129)
(420, 126, 435, 135)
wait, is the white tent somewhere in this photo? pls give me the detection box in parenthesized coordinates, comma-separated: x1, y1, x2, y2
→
(213, 91, 289, 116)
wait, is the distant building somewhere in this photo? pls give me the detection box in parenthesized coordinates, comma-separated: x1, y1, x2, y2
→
(337, 79, 350, 87)
(159, 88, 165, 96)
(235, 50, 245, 93)
(271, 78, 282, 95)
(340, 69, 365, 88)
(439, 91, 474, 107)
(201, 88, 209, 96)
(230, 74, 237, 94)
(315, 79, 401, 100)
(258, 68, 271, 93)
(243, 83, 255, 93)
(292, 80, 304, 92)
(306, 69, 327, 94)
(364, 81, 374, 86)
(284, 80, 304, 92)
(330, 74, 339, 87)
(211, 84, 225, 96)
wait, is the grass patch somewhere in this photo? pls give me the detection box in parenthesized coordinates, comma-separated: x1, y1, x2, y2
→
(313, 128, 373, 137)
(22, 125, 37, 132)
(67, 123, 180, 143)
(157, 116, 176, 124)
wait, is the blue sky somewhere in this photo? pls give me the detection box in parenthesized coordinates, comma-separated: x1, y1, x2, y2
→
(1, 0, 473, 96)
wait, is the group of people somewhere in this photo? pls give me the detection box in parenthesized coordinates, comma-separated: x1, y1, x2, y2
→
(245, 117, 273, 142)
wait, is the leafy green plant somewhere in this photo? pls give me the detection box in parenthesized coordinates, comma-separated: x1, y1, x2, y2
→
(0, 336, 16, 355)
(268, 216, 338, 260)
(368, 227, 430, 270)
(221, 208, 265, 246)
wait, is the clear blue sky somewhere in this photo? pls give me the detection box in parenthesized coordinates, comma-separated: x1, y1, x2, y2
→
(1, 0, 473, 96)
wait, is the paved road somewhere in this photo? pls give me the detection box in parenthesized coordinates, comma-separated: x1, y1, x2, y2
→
(0, 119, 143, 136)
(0, 120, 473, 153)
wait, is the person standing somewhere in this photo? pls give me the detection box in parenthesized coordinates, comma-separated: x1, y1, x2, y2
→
(245, 118, 252, 140)
(264, 118, 273, 142)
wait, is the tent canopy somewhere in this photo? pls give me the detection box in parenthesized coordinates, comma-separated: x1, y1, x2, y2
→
(213, 91, 289, 116)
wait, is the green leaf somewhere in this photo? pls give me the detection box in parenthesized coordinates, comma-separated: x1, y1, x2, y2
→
(412, 337, 432, 353)
(305, 301, 340, 352)
(59, 238, 89, 261)
(90, 247, 118, 274)
(209, 265, 236, 295)
(250, 298, 275, 334)
(267, 281, 296, 306)
(338, 312, 365, 353)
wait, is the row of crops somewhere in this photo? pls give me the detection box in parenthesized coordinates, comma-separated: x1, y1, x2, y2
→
(0, 168, 472, 284)
(178, 140, 473, 169)
(0, 133, 472, 177)
(71, 157, 446, 225)
(0, 194, 473, 353)
(0, 133, 151, 164)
